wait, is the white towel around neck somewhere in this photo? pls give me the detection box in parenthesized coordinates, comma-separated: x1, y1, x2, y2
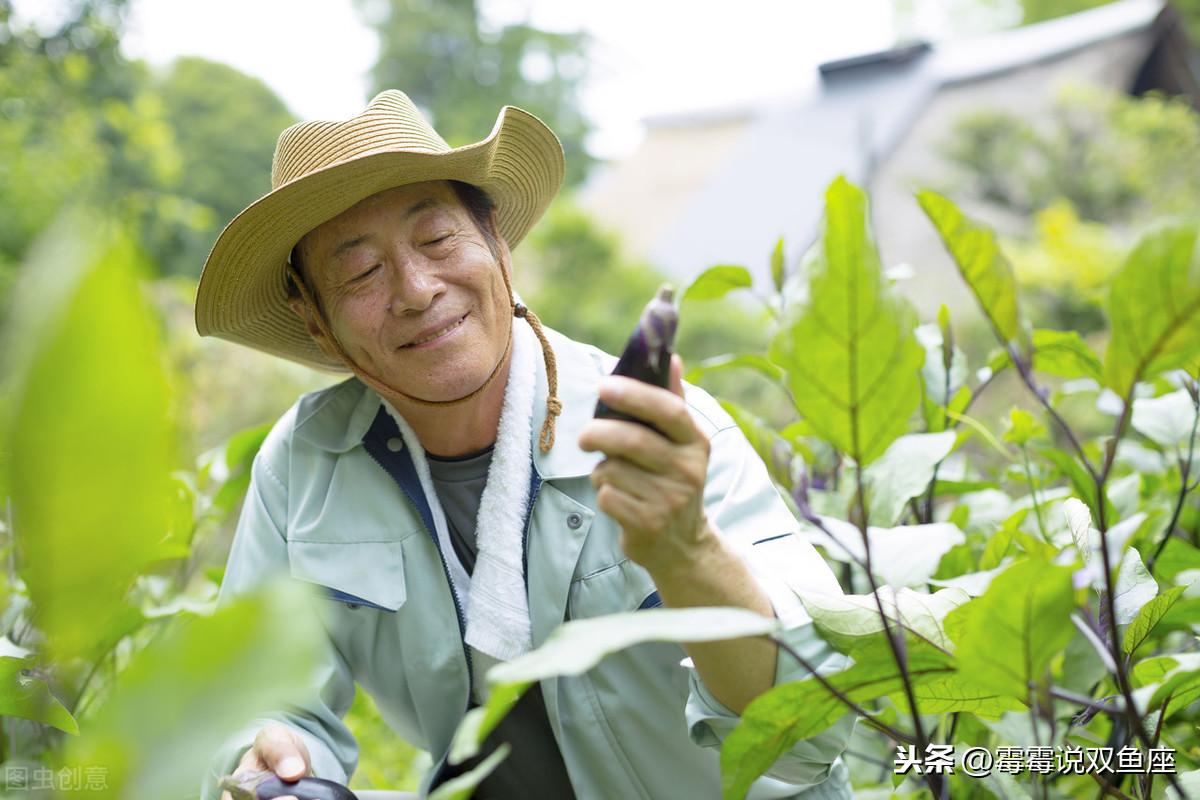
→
(381, 320, 539, 663)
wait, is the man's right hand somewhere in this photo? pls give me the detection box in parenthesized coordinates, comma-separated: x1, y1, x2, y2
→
(220, 722, 313, 800)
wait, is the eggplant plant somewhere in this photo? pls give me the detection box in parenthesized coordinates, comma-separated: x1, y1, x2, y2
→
(0, 221, 323, 799)
(683, 178, 1200, 799)
(447, 176, 1200, 800)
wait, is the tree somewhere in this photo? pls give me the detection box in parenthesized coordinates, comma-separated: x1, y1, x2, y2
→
(0, 0, 176, 305)
(154, 57, 297, 276)
(357, 0, 594, 186)
(1018, 0, 1200, 41)
(940, 83, 1200, 225)
(0, 6, 296, 282)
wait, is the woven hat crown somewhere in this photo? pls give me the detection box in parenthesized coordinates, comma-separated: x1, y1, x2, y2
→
(271, 91, 451, 189)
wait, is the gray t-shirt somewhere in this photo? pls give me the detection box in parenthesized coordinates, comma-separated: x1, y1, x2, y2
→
(426, 447, 576, 799)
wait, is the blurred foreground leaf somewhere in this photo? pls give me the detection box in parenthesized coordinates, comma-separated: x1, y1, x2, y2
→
(488, 607, 777, 687)
(770, 177, 923, 466)
(800, 585, 969, 654)
(0, 655, 78, 734)
(449, 608, 778, 766)
(946, 559, 1076, 700)
(1103, 222, 1200, 394)
(5, 217, 173, 662)
(918, 190, 1024, 348)
(860, 432, 956, 525)
(63, 580, 324, 800)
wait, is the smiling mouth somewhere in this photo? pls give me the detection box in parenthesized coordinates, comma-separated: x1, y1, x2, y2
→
(402, 313, 468, 348)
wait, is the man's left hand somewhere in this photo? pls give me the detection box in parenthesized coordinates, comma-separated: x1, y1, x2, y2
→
(578, 354, 716, 577)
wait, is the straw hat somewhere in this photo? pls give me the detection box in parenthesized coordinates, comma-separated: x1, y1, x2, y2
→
(194, 90, 566, 371)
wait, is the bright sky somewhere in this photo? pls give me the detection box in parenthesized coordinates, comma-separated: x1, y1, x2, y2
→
(35, 0, 902, 158)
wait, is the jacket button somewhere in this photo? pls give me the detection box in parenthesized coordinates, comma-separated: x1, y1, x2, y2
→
(566, 512, 583, 530)
(386, 437, 404, 452)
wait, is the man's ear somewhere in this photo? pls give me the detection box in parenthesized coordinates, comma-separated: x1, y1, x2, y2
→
(288, 295, 324, 340)
(287, 295, 344, 364)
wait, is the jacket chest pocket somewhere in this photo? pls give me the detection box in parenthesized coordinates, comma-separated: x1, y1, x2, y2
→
(287, 539, 408, 612)
(567, 557, 661, 621)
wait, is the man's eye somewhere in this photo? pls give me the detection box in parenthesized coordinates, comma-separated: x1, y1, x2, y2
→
(352, 264, 381, 282)
(424, 233, 452, 247)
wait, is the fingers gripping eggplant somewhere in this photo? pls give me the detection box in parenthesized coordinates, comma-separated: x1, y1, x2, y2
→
(219, 770, 358, 800)
(593, 284, 679, 429)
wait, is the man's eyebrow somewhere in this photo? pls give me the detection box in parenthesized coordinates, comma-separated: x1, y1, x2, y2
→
(329, 197, 448, 261)
(331, 234, 370, 260)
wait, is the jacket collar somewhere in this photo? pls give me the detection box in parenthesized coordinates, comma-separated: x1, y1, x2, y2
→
(292, 325, 606, 480)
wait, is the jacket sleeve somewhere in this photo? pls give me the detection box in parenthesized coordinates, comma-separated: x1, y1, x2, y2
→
(199, 445, 360, 800)
(682, 422, 857, 791)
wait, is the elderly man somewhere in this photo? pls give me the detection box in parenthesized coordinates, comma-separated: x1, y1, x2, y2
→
(199, 91, 854, 800)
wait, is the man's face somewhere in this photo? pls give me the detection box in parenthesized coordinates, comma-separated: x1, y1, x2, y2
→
(293, 181, 512, 402)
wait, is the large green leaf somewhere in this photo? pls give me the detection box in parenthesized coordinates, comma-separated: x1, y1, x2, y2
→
(860, 431, 956, 525)
(1104, 222, 1200, 394)
(0, 655, 78, 734)
(918, 190, 1023, 346)
(1135, 654, 1200, 721)
(720, 636, 953, 800)
(800, 586, 969, 654)
(947, 559, 1077, 699)
(1132, 388, 1199, 449)
(1031, 329, 1103, 382)
(487, 607, 778, 687)
(63, 580, 324, 800)
(769, 177, 924, 465)
(1114, 548, 1158, 627)
(5, 222, 173, 661)
(804, 518, 965, 587)
(455, 608, 778, 784)
(1124, 585, 1186, 655)
(900, 675, 1024, 718)
(683, 264, 753, 302)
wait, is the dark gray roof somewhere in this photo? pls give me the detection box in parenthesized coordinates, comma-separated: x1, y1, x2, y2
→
(623, 0, 1171, 283)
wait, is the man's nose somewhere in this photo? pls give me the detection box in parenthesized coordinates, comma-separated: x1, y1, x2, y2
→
(386, 255, 444, 313)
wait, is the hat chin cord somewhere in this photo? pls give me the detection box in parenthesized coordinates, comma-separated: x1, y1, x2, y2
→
(286, 263, 562, 453)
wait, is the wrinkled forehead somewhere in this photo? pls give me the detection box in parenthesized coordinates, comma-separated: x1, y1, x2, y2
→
(292, 180, 462, 266)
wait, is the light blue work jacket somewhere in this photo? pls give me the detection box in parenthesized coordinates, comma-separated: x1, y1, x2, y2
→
(201, 327, 855, 800)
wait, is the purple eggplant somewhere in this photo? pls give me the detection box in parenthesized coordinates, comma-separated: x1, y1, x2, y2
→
(219, 770, 358, 800)
(594, 284, 679, 429)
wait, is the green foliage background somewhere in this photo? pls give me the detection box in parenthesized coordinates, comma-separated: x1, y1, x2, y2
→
(5, 1, 1200, 798)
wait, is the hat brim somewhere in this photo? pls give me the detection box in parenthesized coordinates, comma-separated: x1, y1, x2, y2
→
(194, 105, 564, 372)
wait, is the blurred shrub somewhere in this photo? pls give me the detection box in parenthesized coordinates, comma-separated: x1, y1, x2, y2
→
(0, 12, 294, 290)
(0, 216, 323, 798)
(942, 83, 1200, 226)
(344, 687, 428, 794)
(1004, 201, 1125, 334)
(940, 83, 1200, 330)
